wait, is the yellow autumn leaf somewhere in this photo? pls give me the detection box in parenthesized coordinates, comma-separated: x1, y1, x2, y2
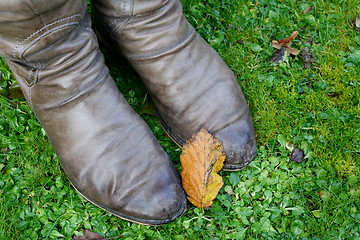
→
(180, 129, 226, 209)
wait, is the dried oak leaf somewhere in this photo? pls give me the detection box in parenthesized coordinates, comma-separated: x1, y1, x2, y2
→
(272, 31, 299, 56)
(180, 129, 225, 209)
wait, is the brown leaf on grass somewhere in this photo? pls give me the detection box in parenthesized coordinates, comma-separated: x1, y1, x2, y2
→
(272, 31, 299, 56)
(71, 230, 128, 240)
(290, 147, 305, 163)
(277, 31, 299, 46)
(72, 230, 104, 240)
(271, 41, 283, 50)
(180, 129, 226, 209)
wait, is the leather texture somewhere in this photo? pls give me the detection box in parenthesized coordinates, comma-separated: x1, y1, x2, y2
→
(92, 0, 257, 170)
(0, 0, 186, 225)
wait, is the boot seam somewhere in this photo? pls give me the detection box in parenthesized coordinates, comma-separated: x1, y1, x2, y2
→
(27, 61, 42, 86)
(108, 0, 194, 61)
(12, 14, 82, 60)
(28, 85, 35, 110)
(106, 0, 134, 31)
(24, 0, 48, 31)
(14, 22, 81, 86)
(13, 22, 80, 90)
(27, 60, 42, 111)
(12, 15, 83, 110)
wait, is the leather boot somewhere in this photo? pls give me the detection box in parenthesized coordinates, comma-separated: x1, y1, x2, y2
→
(91, 0, 257, 171)
(0, 0, 185, 225)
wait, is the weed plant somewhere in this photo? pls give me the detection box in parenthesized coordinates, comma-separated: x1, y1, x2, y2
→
(1, 0, 359, 239)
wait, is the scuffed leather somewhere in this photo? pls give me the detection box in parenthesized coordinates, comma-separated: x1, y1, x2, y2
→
(0, 0, 185, 224)
(92, 0, 257, 170)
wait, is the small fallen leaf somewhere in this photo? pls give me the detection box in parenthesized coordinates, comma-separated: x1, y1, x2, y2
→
(272, 31, 299, 56)
(271, 41, 283, 50)
(290, 147, 305, 163)
(277, 31, 298, 46)
(180, 129, 225, 209)
(72, 230, 104, 240)
(71, 230, 128, 240)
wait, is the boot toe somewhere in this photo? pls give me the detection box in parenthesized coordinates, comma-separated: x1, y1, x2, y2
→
(113, 165, 186, 224)
(214, 113, 256, 171)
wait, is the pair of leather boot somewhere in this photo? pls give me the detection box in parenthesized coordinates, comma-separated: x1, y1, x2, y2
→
(0, 0, 256, 225)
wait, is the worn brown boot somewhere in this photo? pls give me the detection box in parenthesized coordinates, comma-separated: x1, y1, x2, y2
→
(0, 0, 186, 225)
(91, 0, 257, 171)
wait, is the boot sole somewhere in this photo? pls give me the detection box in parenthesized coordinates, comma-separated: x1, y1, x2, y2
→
(68, 179, 187, 226)
(156, 112, 254, 171)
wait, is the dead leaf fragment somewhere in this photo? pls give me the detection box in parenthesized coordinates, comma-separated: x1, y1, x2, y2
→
(277, 31, 298, 46)
(72, 230, 104, 240)
(272, 31, 299, 56)
(271, 40, 283, 50)
(180, 129, 225, 209)
(71, 230, 128, 240)
(290, 147, 305, 163)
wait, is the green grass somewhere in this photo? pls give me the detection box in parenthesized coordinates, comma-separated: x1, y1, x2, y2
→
(1, 0, 360, 239)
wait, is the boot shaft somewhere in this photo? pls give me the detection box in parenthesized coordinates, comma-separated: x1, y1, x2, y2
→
(91, 0, 194, 60)
(0, 0, 87, 60)
(0, 0, 105, 113)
